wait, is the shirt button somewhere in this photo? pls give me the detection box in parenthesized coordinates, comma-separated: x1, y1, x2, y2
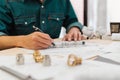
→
(42, 21, 45, 24)
(41, 5, 44, 8)
(56, 18, 60, 21)
(25, 22, 28, 25)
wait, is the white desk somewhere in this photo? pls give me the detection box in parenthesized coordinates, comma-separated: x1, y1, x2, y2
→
(0, 39, 120, 80)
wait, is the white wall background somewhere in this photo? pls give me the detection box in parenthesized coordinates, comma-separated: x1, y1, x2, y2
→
(70, 0, 84, 24)
(108, 0, 120, 22)
(88, 0, 110, 35)
(87, 0, 98, 32)
(60, 0, 119, 37)
(87, 0, 120, 35)
(70, 0, 120, 35)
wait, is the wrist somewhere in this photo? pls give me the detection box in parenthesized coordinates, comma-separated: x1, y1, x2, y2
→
(15, 36, 26, 48)
(68, 27, 82, 34)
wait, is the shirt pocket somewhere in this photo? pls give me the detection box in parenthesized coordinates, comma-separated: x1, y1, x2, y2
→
(14, 16, 36, 35)
(47, 13, 65, 38)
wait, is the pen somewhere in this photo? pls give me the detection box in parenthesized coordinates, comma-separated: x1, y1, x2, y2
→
(33, 25, 55, 46)
(0, 66, 36, 80)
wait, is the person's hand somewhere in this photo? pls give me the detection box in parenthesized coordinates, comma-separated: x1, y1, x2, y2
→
(62, 27, 83, 41)
(18, 32, 53, 50)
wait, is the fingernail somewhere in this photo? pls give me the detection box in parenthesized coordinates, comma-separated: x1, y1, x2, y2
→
(75, 38, 77, 41)
(79, 38, 81, 41)
(68, 38, 71, 41)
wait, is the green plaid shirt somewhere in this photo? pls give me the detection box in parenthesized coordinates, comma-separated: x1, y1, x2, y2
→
(0, 0, 83, 38)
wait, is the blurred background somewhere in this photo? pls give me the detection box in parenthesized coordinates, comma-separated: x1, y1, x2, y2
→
(60, 0, 120, 38)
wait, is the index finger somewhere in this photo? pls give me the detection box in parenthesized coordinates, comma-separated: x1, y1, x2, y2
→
(37, 32, 52, 40)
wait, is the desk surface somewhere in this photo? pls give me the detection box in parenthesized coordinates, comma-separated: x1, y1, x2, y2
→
(0, 39, 120, 80)
(0, 39, 112, 55)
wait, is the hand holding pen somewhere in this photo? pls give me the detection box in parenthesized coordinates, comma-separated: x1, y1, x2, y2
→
(33, 25, 55, 47)
(18, 25, 54, 50)
(20, 30, 53, 50)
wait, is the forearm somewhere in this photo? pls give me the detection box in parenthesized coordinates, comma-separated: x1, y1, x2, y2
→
(0, 36, 24, 50)
(0, 32, 53, 50)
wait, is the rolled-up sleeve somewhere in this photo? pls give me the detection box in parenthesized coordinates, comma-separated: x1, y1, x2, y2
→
(63, 0, 83, 33)
(0, 0, 13, 36)
(66, 22, 83, 33)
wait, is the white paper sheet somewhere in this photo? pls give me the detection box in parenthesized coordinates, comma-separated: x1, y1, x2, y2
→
(54, 61, 120, 80)
(102, 42, 120, 54)
(0, 55, 120, 80)
(0, 41, 120, 80)
(100, 53, 120, 63)
(22, 41, 107, 60)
